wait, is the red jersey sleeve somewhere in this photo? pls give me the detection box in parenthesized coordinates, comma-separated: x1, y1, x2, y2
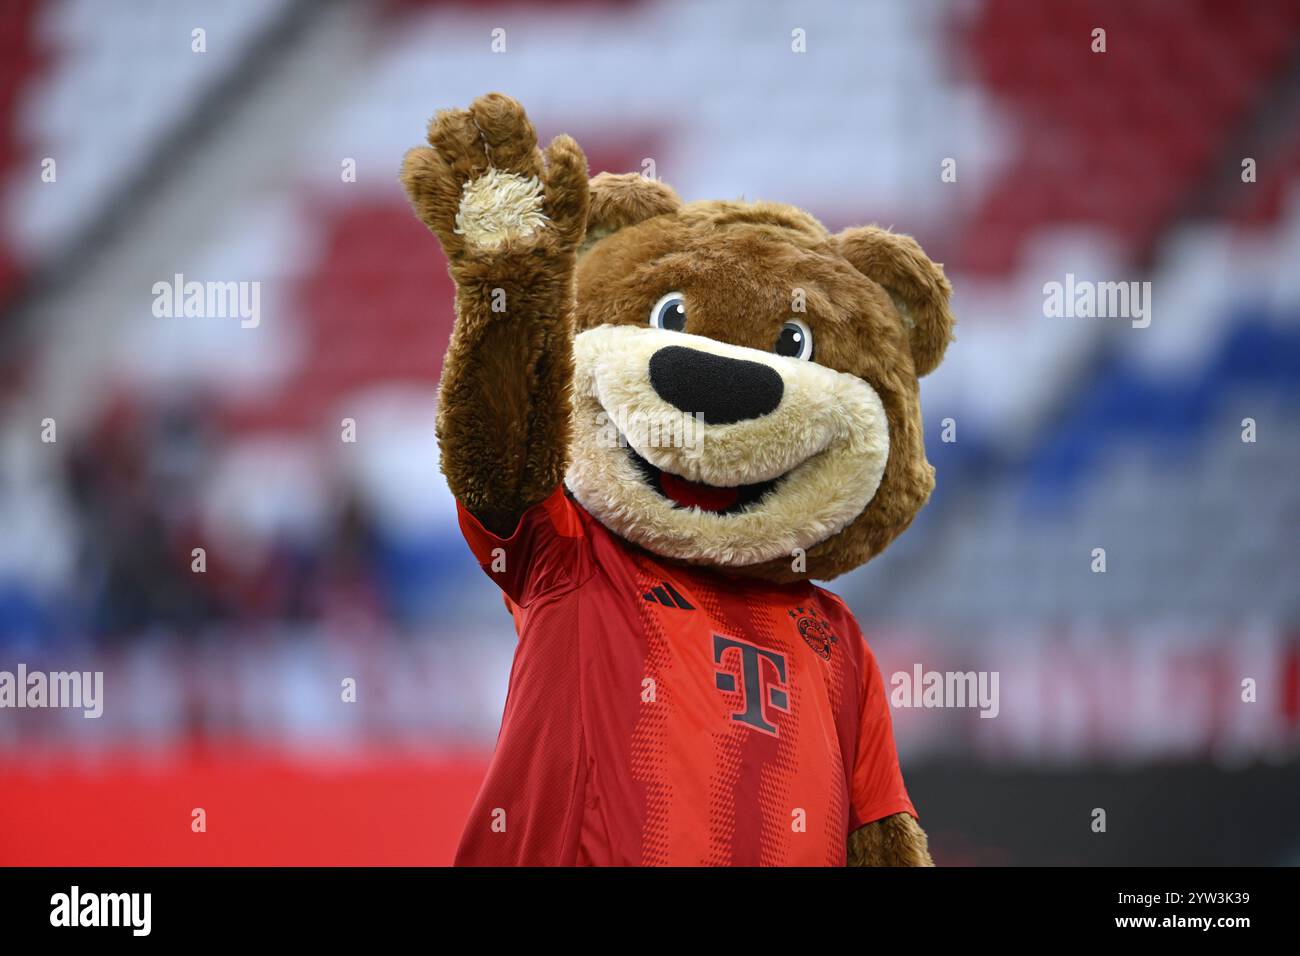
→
(455, 486, 589, 607)
(848, 638, 917, 830)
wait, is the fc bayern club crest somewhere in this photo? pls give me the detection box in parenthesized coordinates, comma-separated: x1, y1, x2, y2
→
(789, 607, 838, 661)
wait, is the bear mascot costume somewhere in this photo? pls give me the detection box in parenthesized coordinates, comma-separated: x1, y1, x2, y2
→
(401, 93, 953, 866)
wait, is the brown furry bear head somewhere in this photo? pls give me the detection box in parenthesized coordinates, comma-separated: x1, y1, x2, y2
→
(566, 172, 953, 583)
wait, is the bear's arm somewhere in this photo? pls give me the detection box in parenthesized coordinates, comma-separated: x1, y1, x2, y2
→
(846, 812, 934, 866)
(434, 240, 581, 537)
(400, 94, 589, 537)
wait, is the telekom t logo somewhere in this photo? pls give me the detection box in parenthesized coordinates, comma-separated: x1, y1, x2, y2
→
(712, 634, 789, 736)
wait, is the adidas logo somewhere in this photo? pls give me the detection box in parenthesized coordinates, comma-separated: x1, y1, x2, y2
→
(642, 581, 695, 610)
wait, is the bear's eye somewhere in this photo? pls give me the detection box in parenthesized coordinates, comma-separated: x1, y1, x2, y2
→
(649, 292, 687, 332)
(775, 319, 813, 361)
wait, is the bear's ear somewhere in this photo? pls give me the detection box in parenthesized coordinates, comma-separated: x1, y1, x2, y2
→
(581, 172, 682, 255)
(835, 226, 954, 377)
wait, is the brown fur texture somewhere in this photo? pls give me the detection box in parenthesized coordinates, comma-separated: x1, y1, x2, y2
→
(573, 185, 955, 582)
(400, 93, 589, 536)
(846, 812, 934, 867)
(401, 94, 952, 866)
(582, 171, 682, 253)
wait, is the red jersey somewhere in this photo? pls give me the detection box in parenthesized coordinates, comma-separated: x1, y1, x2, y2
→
(453, 486, 915, 866)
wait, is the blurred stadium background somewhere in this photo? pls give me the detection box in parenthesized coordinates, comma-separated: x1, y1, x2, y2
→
(1, 0, 1298, 865)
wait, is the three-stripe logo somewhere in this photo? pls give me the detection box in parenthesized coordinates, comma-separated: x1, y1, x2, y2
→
(642, 581, 694, 610)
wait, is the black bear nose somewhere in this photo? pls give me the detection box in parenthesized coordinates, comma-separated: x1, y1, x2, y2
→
(648, 346, 784, 425)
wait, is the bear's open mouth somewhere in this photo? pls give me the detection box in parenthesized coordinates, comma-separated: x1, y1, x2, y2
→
(626, 445, 780, 515)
